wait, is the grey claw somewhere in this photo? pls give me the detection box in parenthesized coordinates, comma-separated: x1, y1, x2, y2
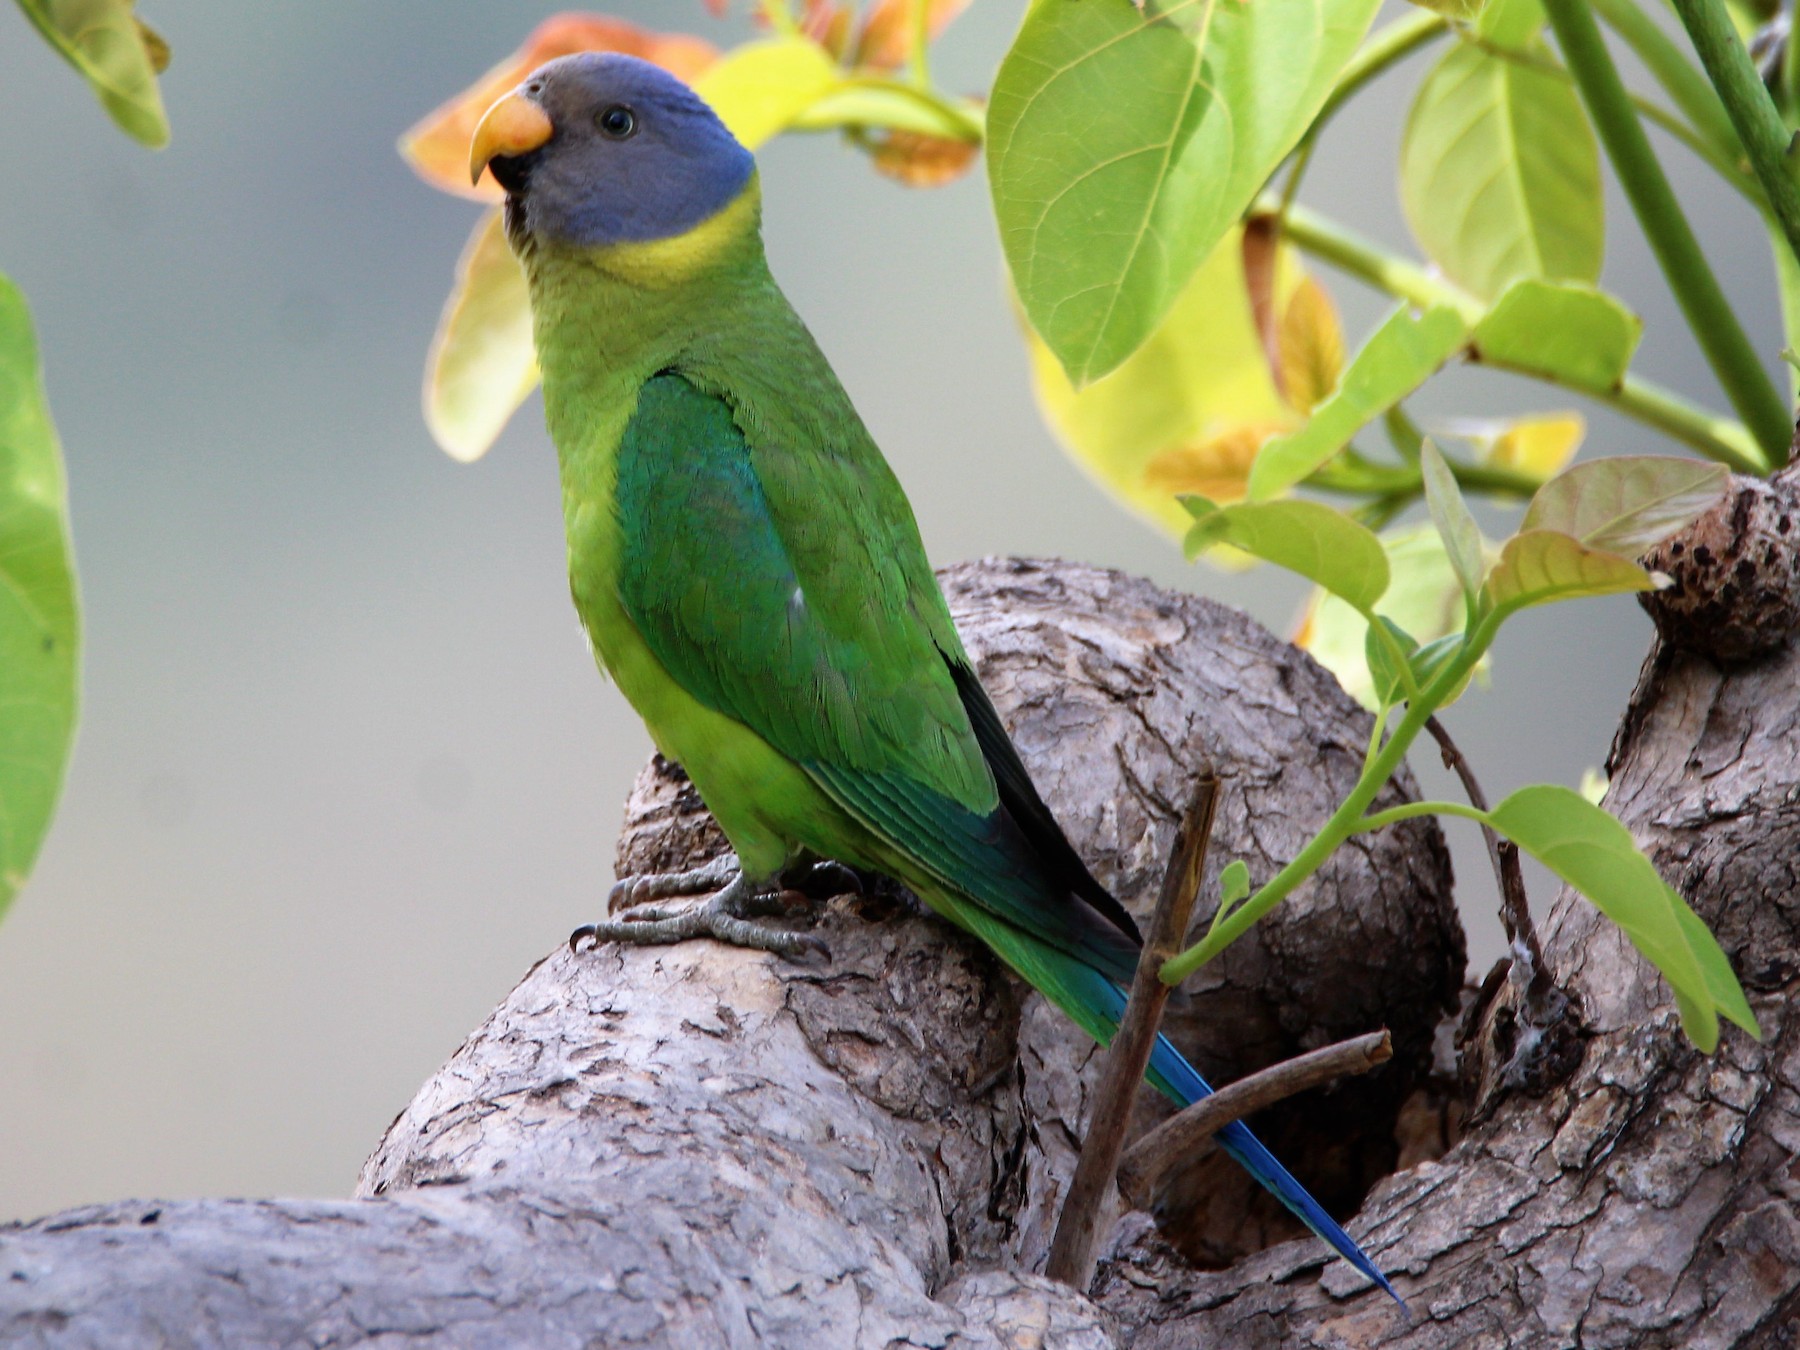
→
(608, 854, 741, 914)
(573, 868, 827, 963)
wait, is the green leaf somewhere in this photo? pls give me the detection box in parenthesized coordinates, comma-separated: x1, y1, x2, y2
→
(1485, 529, 1655, 613)
(1420, 440, 1486, 600)
(1667, 884, 1759, 1038)
(1409, 632, 1469, 694)
(424, 210, 538, 464)
(1400, 39, 1601, 300)
(0, 275, 81, 925)
(1247, 303, 1468, 500)
(1185, 499, 1389, 612)
(15, 0, 170, 147)
(1522, 456, 1729, 555)
(1298, 524, 1481, 708)
(1219, 859, 1251, 906)
(1486, 785, 1740, 1050)
(1471, 279, 1643, 393)
(1365, 616, 1419, 706)
(1477, 0, 1545, 44)
(694, 36, 842, 148)
(1408, 0, 1488, 22)
(988, 0, 1382, 384)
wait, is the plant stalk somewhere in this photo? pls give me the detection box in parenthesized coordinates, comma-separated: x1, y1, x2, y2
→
(1049, 779, 1220, 1289)
(1164, 606, 1507, 984)
(1591, 0, 1739, 159)
(1666, 0, 1800, 270)
(1541, 0, 1790, 468)
(1266, 199, 1769, 473)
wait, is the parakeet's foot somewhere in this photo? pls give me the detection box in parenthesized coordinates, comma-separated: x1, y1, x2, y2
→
(606, 853, 740, 914)
(572, 856, 829, 961)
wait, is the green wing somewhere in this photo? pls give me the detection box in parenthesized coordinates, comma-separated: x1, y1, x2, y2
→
(614, 372, 1138, 978)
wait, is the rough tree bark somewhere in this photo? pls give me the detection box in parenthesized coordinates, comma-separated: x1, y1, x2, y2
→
(1092, 469, 1800, 1348)
(4, 519, 1788, 1347)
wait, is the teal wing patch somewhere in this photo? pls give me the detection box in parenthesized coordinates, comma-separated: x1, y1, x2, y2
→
(614, 372, 1138, 979)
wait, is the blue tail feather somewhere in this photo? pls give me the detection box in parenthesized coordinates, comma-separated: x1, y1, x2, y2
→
(1089, 976, 1405, 1308)
(1146, 1031, 1404, 1308)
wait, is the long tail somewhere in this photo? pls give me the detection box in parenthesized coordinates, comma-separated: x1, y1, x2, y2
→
(1142, 1013, 1403, 1306)
(1092, 970, 1403, 1308)
(951, 898, 1404, 1307)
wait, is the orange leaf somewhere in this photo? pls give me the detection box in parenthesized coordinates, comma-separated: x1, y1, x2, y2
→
(1141, 423, 1288, 504)
(801, 1, 856, 57)
(869, 130, 979, 187)
(1277, 277, 1345, 415)
(401, 14, 720, 201)
(1241, 218, 1283, 397)
(855, 0, 971, 69)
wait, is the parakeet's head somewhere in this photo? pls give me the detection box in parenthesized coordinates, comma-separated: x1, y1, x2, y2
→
(468, 53, 756, 255)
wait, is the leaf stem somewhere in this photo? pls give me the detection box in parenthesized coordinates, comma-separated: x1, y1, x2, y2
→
(1264, 10, 1446, 213)
(1591, 0, 1740, 160)
(1665, 0, 1800, 270)
(908, 0, 932, 86)
(1311, 456, 1545, 501)
(1162, 607, 1506, 984)
(759, 0, 801, 37)
(1541, 0, 1790, 468)
(1423, 715, 1555, 1006)
(1318, 10, 1450, 125)
(1354, 799, 1489, 830)
(1265, 198, 1769, 473)
(791, 77, 985, 142)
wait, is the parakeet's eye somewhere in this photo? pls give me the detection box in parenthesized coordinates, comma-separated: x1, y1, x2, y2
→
(597, 105, 637, 140)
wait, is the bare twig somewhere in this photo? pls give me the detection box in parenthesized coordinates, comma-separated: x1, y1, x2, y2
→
(1045, 775, 1220, 1291)
(1425, 715, 1554, 1008)
(1116, 1030, 1393, 1209)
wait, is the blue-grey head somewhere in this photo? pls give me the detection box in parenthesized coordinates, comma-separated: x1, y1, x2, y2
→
(468, 53, 756, 252)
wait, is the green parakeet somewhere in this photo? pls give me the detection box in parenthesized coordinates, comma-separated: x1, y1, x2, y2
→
(468, 53, 1397, 1303)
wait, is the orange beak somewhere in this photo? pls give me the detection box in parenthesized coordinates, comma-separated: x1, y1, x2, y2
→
(468, 91, 554, 187)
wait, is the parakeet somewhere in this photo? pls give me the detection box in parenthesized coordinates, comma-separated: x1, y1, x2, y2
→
(468, 52, 1398, 1303)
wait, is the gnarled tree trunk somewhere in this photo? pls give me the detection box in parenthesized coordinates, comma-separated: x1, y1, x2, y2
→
(3, 511, 1791, 1348)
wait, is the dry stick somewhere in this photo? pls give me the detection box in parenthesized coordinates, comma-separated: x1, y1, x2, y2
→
(1045, 776, 1220, 1291)
(1116, 1030, 1393, 1209)
(1423, 715, 1556, 1010)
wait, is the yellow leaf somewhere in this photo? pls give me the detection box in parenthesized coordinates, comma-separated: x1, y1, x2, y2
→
(1142, 423, 1287, 503)
(424, 210, 539, 463)
(869, 129, 980, 187)
(1489, 413, 1585, 480)
(694, 37, 841, 149)
(1024, 227, 1304, 539)
(1277, 276, 1345, 414)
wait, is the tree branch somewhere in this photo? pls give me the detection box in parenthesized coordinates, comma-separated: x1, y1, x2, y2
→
(1116, 1030, 1393, 1210)
(1046, 777, 1219, 1291)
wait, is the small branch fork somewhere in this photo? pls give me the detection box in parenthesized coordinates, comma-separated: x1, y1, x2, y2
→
(1046, 777, 1219, 1288)
(1044, 777, 1393, 1292)
(1117, 1030, 1392, 1210)
(1423, 716, 1555, 1012)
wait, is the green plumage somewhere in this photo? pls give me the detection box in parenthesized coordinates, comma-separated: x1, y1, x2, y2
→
(522, 179, 1138, 985)
(489, 56, 1396, 1297)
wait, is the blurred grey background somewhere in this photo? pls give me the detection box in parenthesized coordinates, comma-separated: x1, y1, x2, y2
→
(0, 1, 1782, 1222)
